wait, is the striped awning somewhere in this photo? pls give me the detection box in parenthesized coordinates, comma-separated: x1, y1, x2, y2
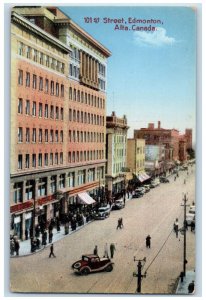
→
(77, 192, 96, 205)
(138, 173, 150, 183)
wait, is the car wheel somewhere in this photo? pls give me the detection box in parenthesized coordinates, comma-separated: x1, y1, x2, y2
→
(105, 264, 113, 272)
(81, 268, 89, 275)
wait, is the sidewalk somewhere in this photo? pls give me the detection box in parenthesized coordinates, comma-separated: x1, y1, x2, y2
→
(11, 194, 133, 258)
(176, 270, 195, 294)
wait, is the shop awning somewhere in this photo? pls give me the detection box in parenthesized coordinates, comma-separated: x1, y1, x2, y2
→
(77, 192, 96, 205)
(138, 173, 151, 183)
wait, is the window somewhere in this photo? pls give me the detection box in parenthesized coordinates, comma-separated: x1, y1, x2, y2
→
(69, 64, 73, 76)
(25, 180, 34, 200)
(60, 108, 64, 120)
(50, 105, 54, 119)
(45, 79, 49, 93)
(85, 93, 87, 104)
(56, 83, 59, 96)
(32, 74, 37, 89)
(60, 130, 63, 142)
(32, 101, 36, 116)
(60, 152, 63, 164)
(18, 70, 23, 85)
(44, 153, 48, 166)
(38, 178, 46, 196)
(61, 63, 65, 74)
(55, 130, 58, 142)
(38, 153, 42, 167)
(68, 152, 71, 163)
(73, 131, 76, 142)
(69, 87, 72, 100)
(18, 127, 23, 142)
(77, 170, 86, 185)
(32, 154, 36, 167)
(46, 55, 49, 67)
(18, 42, 24, 56)
(32, 128, 36, 142)
(55, 152, 58, 164)
(18, 98, 23, 114)
(33, 49, 38, 62)
(39, 103, 43, 117)
(73, 89, 76, 101)
(26, 128, 30, 143)
(18, 154, 23, 169)
(39, 129, 42, 143)
(40, 52, 44, 65)
(51, 58, 55, 69)
(50, 153, 53, 165)
(68, 131, 71, 142)
(72, 152, 75, 162)
(69, 109, 72, 121)
(50, 130, 54, 142)
(25, 154, 30, 168)
(68, 172, 75, 187)
(61, 84, 64, 97)
(26, 46, 31, 59)
(55, 107, 59, 120)
(73, 110, 76, 122)
(13, 182, 23, 203)
(51, 81, 54, 95)
(45, 129, 48, 142)
(44, 104, 48, 118)
(25, 100, 30, 115)
(39, 77, 43, 91)
(77, 90, 80, 102)
(26, 72, 30, 87)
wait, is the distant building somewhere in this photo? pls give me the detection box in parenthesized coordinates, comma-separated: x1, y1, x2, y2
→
(134, 121, 192, 163)
(106, 112, 129, 200)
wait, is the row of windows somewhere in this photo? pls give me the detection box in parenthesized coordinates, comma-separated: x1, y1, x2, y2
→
(17, 150, 104, 170)
(18, 98, 64, 120)
(18, 41, 65, 74)
(18, 70, 64, 97)
(98, 63, 106, 77)
(68, 150, 104, 163)
(18, 152, 64, 169)
(68, 130, 104, 143)
(18, 128, 64, 143)
(69, 87, 105, 108)
(68, 109, 104, 126)
(13, 166, 103, 203)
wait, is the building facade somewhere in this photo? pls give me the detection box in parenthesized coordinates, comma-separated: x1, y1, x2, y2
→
(105, 112, 128, 200)
(10, 7, 111, 240)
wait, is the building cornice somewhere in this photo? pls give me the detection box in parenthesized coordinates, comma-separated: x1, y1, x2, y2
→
(54, 18, 111, 58)
(11, 11, 72, 54)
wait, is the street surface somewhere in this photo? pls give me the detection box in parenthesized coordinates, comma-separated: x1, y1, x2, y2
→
(10, 166, 195, 294)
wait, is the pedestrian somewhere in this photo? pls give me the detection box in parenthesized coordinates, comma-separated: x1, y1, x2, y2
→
(10, 239, 15, 256)
(25, 228, 28, 240)
(110, 243, 116, 259)
(14, 238, 20, 256)
(93, 245, 98, 255)
(146, 235, 151, 248)
(188, 280, 195, 294)
(120, 217, 124, 228)
(191, 220, 195, 232)
(103, 243, 109, 258)
(116, 218, 121, 230)
(49, 231, 53, 243)
(174, 218, 179, 238)
(49, 243, 56, 258)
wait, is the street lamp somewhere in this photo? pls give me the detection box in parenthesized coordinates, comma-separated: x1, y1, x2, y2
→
(133, 256, 147, 293)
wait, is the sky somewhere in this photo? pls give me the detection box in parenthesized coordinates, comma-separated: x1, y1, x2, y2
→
(59, 5, 196, 141)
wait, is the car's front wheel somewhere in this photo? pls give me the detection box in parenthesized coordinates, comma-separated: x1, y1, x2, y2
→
(105, 264, 113, 272)
(81, 268, 90, 275)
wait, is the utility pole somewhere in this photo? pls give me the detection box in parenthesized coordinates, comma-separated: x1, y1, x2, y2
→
(181, 193, 189, 276)
(133, 257, 146, 293)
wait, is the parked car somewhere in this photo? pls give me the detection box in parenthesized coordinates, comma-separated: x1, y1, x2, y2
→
(134, 187, 145, 195)
(186, 213, 195, 226)
(132, 191, 143, 198)
(150, 179, 160, 188)
(94, 204, 111, 220)
(160, 177, 170, 183)
(71, 254, 114, 275)
(143, 185, 150, 193)
(112, 199, 125, 210)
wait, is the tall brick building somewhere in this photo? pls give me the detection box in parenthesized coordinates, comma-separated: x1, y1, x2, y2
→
(134, 121, 192, 163)
(10, 7, 111, 240)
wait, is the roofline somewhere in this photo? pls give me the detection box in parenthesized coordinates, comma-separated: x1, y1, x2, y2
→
(11, 11, 72, 54)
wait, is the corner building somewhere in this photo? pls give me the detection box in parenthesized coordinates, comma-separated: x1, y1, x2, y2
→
(10, 7, 111, 240)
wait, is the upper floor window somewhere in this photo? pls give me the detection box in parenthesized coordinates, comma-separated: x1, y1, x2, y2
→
(18, 70, 23, 85)
(26, 46, 31, 59)
(18, 98, 23, 114)
(33, 49, 38, 62)
(18, 42, 24, 56)
(26, 72, 30, 87)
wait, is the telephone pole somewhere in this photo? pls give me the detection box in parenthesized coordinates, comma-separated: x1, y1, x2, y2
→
(181, 193, 189, 276)
(133, 257, 146, 293)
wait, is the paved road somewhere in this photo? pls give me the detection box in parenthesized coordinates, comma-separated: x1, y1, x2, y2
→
(10, 166, 195, 294)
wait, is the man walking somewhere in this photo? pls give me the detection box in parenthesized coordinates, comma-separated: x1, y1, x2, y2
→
(146, 235, 151, 248)
(110, 243, 116, 259)
(93, 245, 98, 255)
(49, 243, 56, 258)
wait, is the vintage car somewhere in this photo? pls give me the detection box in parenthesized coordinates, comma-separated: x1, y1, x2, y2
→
(150, 179, 160, 188)
(71, 254, 114, 275)
(132, 190, 143, 198)
(112, 199, 125, 210)
(94, 204, 111, 220)
(160, 177, 170, 183)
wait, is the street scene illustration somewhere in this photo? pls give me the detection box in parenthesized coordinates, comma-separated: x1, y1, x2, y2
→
(10, 5, 196, 295)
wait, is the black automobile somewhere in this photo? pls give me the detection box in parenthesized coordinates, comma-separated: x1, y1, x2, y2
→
(132, 191, 143, 198)
(160, 177, 170, 183)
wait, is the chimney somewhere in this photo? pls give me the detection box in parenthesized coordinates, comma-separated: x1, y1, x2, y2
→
(148, 123, 154, 129)
(158, 121, 161, 129)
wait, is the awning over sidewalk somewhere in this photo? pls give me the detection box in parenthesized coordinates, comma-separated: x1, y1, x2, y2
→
(138, 173, 151, 183)
(77, 192, 96, 205)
